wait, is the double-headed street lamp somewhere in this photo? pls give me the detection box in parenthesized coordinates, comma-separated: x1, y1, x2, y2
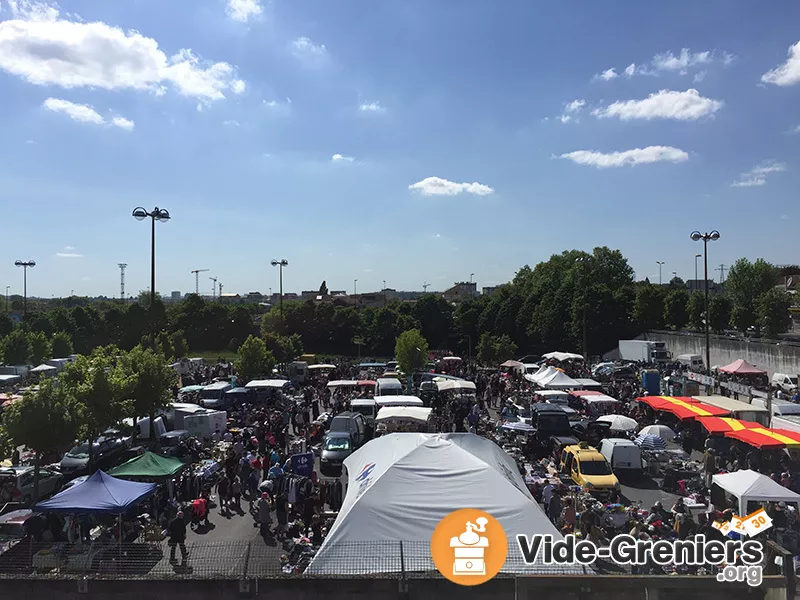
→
(656, 261, 665, 285)
(14, 260, 35, 316)
(690, 230, 721, 375)
(271, 259, 288, 328)
(132, 207, 170, 313)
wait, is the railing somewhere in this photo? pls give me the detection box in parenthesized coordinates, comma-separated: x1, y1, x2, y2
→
(0, 539, 772, 581)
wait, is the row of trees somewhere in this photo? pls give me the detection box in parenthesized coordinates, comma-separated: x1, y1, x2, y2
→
(0, 252, 794, 363)
(0, 345, 176, 502)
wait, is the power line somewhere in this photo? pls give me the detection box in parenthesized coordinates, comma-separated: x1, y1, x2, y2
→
(716, 264, 727, 283)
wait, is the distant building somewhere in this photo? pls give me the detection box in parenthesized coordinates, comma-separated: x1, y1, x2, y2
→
(170, 291, 181, 301)
(685, 279, 723, 294)
(442, 282, 477, 303)
(482, 286, 499, 297)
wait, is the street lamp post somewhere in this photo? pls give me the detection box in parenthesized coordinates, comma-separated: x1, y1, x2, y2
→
(575, 256, 593, 360)
(271, 259, 288, 329)
(694, 254, 702, 292)
(656, 261, 665, 285)
(4, 285, 9, 313)
(690, 230, 721, 375)
(14, 260, 35, 316)
(383, 280, 387, 307)
(354, 279, 357, 296)
(132, 206, 170, 314)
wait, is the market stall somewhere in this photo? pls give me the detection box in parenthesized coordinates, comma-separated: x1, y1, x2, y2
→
(724, 427, 800, 450)
(712, 469, 800, 516)
(538, 370, 581, 390)
(637, 396, 731, 420)
(375, 406, 435, 433)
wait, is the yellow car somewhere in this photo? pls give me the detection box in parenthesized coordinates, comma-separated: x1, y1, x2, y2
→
(560, 444, 620, 497)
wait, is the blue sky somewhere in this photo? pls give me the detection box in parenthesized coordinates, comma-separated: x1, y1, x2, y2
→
(1, 0, 799, 299)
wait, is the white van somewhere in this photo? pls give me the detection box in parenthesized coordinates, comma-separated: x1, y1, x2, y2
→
(599, 438, 643, 474)
(199, 381, 233, 409)
(351, 398, 378, 423)
(751, 399, 800, 418)
(772, 373, 798, 394)
(677, 354, 704, 372)
(376, 377, 403, 396)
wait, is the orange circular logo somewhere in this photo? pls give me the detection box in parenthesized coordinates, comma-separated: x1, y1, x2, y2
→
(430, 508, 507, 586)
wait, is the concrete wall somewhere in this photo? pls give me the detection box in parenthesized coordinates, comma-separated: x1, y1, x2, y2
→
(642, 331, 800, 377)
(0, 575, 787, 600)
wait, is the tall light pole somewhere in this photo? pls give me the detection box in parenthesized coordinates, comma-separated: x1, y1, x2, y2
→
(691, 230, 721, 375)
(575, 256, 593, 360)
(354, 279, 357, 296)
(383, 280, 387, 307)
(694, 254, 702, 292)
(14, 260, 35, 316)
(4, 285, 9, 313)
(656, 261, 665, 285)
(271, 259, 288, 329)
(132, 206, 170, 314)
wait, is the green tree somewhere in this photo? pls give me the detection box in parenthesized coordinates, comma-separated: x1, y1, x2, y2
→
(62, 348, 132, 469)
(758, 288, 792, 339)
(687, 293, 706, 332)
(663, 289, 690, 331)
(395, 330, 429, 391)
(476, 333, 518, 366)
(236, 335, 275, 383)
(170, 331, 188, 358)
(263, 332, 303, 364)
(411, 295, 453, 349)
(51, 331, 74, 358)
(708, 295, 732, 333)
(2, 328, 31, 364)
(726, 258, 776, 334)
(118, 345, 176, 439)
(28, 331, 52, 365)
(2, 379, 80, 504)
(633, 284, 667, 330)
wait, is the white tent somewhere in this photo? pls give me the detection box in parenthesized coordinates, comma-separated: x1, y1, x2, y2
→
(306, 433, 588, 575)
(539, 370, 581, 389)
(30, 364, 58, 374)
(435, 380, 476, 393)
(529, 365, 557, 383)
(712, 469, 800, 516)
(542, 351, 584, 362)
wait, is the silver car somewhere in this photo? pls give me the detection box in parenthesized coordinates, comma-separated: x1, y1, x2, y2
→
(0, 467, 62, 506)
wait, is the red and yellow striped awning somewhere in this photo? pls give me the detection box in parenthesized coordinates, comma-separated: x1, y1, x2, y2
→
(725, 427, 800, 449)
(695, 417, 761, 434)
(637, 396, 731, 420)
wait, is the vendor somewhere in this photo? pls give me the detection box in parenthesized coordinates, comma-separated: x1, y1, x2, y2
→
(767, 501, 788, 529)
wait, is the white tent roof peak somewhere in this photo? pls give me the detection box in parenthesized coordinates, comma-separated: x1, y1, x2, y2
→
(712, 469, 800, 515)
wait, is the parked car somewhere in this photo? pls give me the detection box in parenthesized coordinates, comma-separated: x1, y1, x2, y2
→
(59, 434, 130, 478)
(598, 438, 643, 477)
(157, 430, 194, 458)
(328, 412, 368, 448)
(560, 444, 619, 498)
(319, 431, 353, 477)
(0, 467, 62, 506)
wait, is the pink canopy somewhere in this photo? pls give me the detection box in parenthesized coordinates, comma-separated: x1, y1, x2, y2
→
(718, 359, 766, 376)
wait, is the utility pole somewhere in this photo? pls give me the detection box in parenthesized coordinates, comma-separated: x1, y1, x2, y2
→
(191, 268, 209, 294)
(717, 264, 727, 284)
(209, 276, 218, 300)
(118, 263, 127, 302)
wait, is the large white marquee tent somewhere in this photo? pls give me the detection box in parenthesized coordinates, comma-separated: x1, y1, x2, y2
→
(306, 433, 588, 575)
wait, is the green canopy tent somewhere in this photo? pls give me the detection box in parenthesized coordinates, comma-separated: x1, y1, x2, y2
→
(109, 451, 187, 479)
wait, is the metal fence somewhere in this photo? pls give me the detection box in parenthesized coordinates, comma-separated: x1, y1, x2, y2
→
(0, 538, 769, 580)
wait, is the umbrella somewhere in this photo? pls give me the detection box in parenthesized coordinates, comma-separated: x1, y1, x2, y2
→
(639, 424, 675, 441)
(635, 434, 667, 451)
(596, 414, 638, 432)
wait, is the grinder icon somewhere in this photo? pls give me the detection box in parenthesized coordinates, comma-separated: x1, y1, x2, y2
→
(449, 516, 489, 576)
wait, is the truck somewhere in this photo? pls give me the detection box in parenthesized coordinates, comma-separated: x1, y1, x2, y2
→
(618, 340, 671, 364)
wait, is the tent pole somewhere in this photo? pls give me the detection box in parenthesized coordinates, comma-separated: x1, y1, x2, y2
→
(118, 514, 122, 561)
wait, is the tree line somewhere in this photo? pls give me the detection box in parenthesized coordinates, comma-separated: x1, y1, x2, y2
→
(0, 251, 794, 366)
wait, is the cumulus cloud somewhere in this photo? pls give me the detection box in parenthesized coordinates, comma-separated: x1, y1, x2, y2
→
(0, 3, 245, 103)
(331, 153, 354, 162)
(409, 177, 494, 196)
(558, 99, 585, 123)
(557, 146, 689, 168)
(226, 0, 262, 22)
(43, 98, 134, 130)
(762, 41, 800, 86)
(592, 89, 723, 121)
(56, 245, 83, 258)
(291, 36, 327, 64)
(597, 49, 734, 82)
(731, 160, 787, 187)
(358, 101, 385, 113)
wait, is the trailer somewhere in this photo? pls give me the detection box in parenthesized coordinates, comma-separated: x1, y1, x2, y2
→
(618, 340, 671, 364)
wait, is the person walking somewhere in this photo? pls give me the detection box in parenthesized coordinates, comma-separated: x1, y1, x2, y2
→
(257, 492, 273, 537)
(168, 511, 188, 564)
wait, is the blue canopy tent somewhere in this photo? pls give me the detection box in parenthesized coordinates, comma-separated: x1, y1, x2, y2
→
(34, 470, 157, 515)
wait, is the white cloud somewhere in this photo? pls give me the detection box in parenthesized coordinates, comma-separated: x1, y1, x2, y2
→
(780, 214, 789, 220)
(223, 119, 240, 126)
(565, 99, 585, 113)
(624, 63, 636, 77)
(557, 99, 585, 123)
(592, 89, 723, 121)
(43, 97, 134, 130)
(409, 177, 494, 197)
(595, 68, 618, 81)
(557, 146, 689, 168)
(0, 4, 245, 103)
(291, 36, 327, 63)
(432, 233, 441, 238)
(731, 160, 787, 188)
(43, 97, 103, 124)
(762, 41, 800, 86)
(693, 70, 707, 83)
(56, 244, 83, 258)
(358, 101, 385, 113)
(652, 49, 713, 72)
(331, 153, 354, 162)
(226, 0, 262, 23)
(788, 124, 800, 134)
(558, 115, 572, 124)
(600, 49, 733, 82)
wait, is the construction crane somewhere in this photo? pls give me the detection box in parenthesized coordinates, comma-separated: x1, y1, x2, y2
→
(191, 269, 209, 294)
(218, 282, 223, 298)
(422, 282, 430, 292)
(209, 276, 218, 300)
(118, 263, 127, 302)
